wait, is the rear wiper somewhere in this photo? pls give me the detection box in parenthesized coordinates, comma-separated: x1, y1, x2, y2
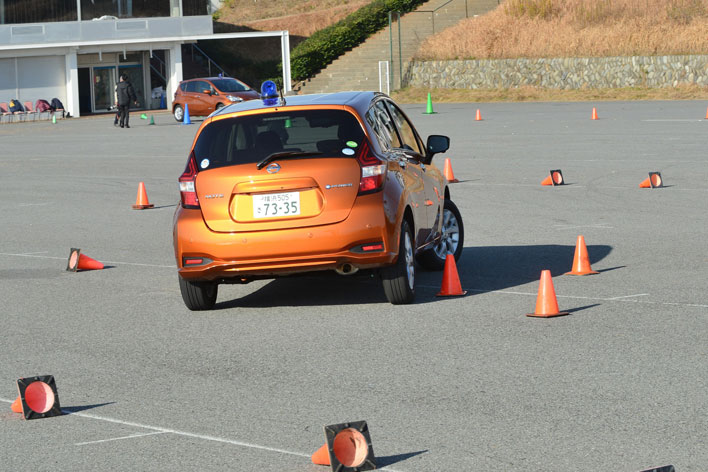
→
(256, 151, 323, 170)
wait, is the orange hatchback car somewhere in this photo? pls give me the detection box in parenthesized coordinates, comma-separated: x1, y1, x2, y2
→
(173, 86, 463, 309)
(172, 76, 259, 122)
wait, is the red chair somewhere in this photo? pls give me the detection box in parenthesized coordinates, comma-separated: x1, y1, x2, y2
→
(0, 102, 13, 123)
(23, 101, 38, 121)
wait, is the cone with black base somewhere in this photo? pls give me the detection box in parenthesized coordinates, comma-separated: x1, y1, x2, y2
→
(639, 172, 663, 188)
(443, 158, 459, 183)
(14, 375, 62, 420)
(312, 420, 376, 471)
(67, 248, 105, 271)
(132, 181, 154, 209)
(541, 169, 564, 186)
(565, 235, 598, 275)
(437, 254, 466, 296)
(526, 270, 569, 318)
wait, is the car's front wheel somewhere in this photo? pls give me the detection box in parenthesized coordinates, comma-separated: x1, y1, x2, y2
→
(174, 105, 184, 122)
(215, 103, 225, 110)
(179, 276, 217, 310)
(381, 219, 415, 304)
(417, 199, 464, 270)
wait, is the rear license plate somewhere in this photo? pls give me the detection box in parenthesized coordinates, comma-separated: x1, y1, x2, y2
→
(253, 192, 301, 218)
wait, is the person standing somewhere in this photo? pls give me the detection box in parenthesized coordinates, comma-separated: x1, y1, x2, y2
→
(116, 73, 138, 128)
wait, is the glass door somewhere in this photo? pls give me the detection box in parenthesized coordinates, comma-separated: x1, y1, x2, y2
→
(93, 66, 117, 113)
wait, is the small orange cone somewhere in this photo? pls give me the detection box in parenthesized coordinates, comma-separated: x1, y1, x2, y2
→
(66, 248, 104, 271)
(312, 421, 376, 470)
(11, 396, 22, 413)
(705, 107, 708, 119)
(132, 182, 154, 209)
(526, 270, 569, 318)
(541, 169, 564, 186)
(565, 235, 598, 275)
(591, 107, 598, 120)
(475, 109, 482, 121)
(639, 172, 663, 189)
(15, 375, 62, 420)
(443, 158, 459, 183)
(437, 254, 466, 297)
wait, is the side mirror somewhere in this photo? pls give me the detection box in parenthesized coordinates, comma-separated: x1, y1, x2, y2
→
(203, 89, 212, 95)
(426, 135, 450, 157)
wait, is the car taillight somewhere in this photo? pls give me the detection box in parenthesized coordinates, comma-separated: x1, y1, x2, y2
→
(356, 140, 386, 195)
(179, 151, 199, 208)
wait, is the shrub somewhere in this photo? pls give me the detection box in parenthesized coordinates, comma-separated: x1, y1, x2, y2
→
(288, 0, 427, 82)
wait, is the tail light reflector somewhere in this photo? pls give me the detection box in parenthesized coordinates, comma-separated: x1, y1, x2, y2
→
(179, 151, 200, 208)
(356, 140, 386, 195)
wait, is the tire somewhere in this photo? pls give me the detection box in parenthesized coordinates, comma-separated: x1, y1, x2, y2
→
(174, 105, 184, 122)
(417, 199, 464, 271)
(215, 103, 225, 110)
(381, 219, 416, 304)
(179, 276, 218, 311)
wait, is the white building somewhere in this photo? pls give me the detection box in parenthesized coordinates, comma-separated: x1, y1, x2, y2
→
(0, 0, 291, 118)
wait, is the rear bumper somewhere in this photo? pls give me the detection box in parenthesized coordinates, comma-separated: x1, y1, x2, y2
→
(173, 193, 398, 281)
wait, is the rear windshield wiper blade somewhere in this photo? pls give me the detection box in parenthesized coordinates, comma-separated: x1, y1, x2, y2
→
(256, 151, 323, 170)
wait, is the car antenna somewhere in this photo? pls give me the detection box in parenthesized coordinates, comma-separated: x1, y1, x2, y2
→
(279, 86, 286, 106)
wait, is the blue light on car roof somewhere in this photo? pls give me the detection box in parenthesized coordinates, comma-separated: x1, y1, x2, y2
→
(260, 80, 279, 106)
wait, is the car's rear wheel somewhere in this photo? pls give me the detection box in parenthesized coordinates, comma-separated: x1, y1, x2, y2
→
(381, 219, 415, 304)
(417, 199, 464, 270)
(179, 276, 218, 310)
(174, 105, 184, 122)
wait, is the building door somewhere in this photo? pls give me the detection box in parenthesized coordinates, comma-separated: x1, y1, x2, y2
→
(78, 68, 92, 114)
(93, 66, 117, 113)
(119, 65, 145, 109)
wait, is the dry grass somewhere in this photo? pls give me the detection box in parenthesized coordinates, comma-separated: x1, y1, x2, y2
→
(392, 85, 708, 102)
(236, 3, 368, 37)
(416, 0, 708, 59)
(218, 0, 370, 36)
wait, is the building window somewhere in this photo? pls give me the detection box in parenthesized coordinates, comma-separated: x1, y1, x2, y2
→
(81, 0, 170, 20)
(1, 0, 77, 24)
(183, 0, 210, 16)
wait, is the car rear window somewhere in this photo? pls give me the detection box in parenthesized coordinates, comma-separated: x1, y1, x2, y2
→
(210, 78, 250, 93)
(193, 109, 366, 170)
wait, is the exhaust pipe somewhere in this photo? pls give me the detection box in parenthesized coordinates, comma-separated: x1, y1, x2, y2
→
(335, 263, 358, 275)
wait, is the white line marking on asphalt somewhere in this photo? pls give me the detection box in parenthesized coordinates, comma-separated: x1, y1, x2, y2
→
(0, 399, 406, 471)
(605, 293, 649, 300)
(641, 119, 705, 122)
(75, 431, 168, 446)
(419, 285, 708, 308)
(0, 252, 174, 269)
(18, 251, 49, 255)
(18, 203, 50, 207)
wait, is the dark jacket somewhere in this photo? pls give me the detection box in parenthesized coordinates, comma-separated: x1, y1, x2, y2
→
(116, 81, 137, 106)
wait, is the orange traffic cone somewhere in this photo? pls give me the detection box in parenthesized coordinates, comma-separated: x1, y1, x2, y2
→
(443, 158, 459, 183)
(312, 421, 376, 470)
(437, 254, 466, 296)
(565, 235, 598, 275)
(475, 109, 482, 121)
(705, 106, 708, 119)
(591, 107, 598, 120)
(639, 172, 663, 189)
(14, 375, 62, 420)
(526, 270, 569, 318)
(132, 182, 154, 209)
(541, 169, 564, 186)
(66, 248, 104, 271)
(11, 396, 22, 413)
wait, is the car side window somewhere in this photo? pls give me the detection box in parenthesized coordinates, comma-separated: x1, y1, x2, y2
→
(385, 102, 424, 155)
(185, 81, 198, 93)
(366, 101, 401, 151)
(179, 82, 187, 92)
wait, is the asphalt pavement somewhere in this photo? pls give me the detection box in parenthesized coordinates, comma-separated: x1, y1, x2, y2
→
(1, 102, 706, 471)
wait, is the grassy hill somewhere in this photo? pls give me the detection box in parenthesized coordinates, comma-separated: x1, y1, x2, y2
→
(416, 0, 708, 60)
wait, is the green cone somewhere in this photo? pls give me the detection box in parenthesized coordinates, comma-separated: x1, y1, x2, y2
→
(140, 113, 148, 120)
(149, 115, 155, 125)
(424, 92, 436, 115)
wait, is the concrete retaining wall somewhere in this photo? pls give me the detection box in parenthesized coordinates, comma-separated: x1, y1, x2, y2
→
(404, 55, 708, 89)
